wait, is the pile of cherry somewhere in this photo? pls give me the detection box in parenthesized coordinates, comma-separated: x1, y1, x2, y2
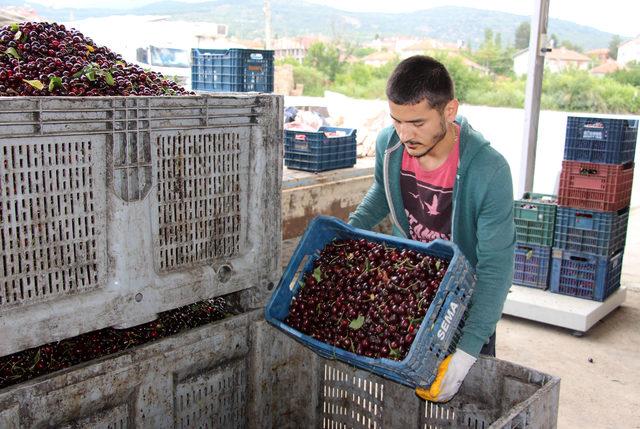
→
(0, 21, 192, 96)
(0, 297, 233, 389)
(285, 238, 448, 361)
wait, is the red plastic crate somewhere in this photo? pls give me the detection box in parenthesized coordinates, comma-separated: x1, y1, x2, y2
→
(558, 161, 634, 212)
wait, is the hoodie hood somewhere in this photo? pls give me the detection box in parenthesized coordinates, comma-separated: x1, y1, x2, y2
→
(382, 115, 493, 238)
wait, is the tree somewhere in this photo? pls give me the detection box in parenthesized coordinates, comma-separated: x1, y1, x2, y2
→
(561, 40, 584, 52)
(609, 35, 622, 60)
(304, 42, 343, 82)
(494, 32, 502, 48)
(473, 28, 514, 76)
(484, 28, 494, 45)
(515, 22, 530, 49)
(610, 61, 640, 87)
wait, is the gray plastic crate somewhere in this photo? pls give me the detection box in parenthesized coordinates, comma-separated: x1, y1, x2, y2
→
(0, 313, 560, 428)
(0, 95, 283, 356)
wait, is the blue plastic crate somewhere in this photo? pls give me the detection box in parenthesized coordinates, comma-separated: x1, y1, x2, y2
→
(513, 243, 552, 289)
(264, 215, 476, 389)
(549, 248, 623, 301)
(191, 48, 274, 92)
(284, 127, 357, 172)
(564, 116, 638, 164)
(554, 207, 629, 257)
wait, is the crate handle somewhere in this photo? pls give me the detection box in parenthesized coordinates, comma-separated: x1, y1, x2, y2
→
(575, 212, 593, 219)
(519, 203, 539, 211)
(517, 246, 535, 260)
(574, 212, 594, 229)
(250, 53, 264, 60)
(617, 207, 630, 216)
(579, 168, 598, 176)
(621, 161, 633, 170)
(569, 255, 589, 262)
(289, 256, 309, 291)
(294, 134, 307, 141)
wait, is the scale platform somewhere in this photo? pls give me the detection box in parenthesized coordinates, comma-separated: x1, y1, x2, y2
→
(502, 285, 627, 335)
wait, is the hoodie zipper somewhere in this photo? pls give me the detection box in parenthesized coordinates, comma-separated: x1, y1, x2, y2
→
(451, 171, 460, 242)
(383, 141, 407, 238)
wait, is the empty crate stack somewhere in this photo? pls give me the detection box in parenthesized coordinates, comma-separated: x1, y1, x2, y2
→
(513, 193, 558, 289)
(551, 116, 638, 301)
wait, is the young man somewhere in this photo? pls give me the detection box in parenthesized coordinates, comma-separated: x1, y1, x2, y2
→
(348, 55, 515, 402)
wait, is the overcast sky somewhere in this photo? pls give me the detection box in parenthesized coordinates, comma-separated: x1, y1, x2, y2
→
(27, 0, 639, 37)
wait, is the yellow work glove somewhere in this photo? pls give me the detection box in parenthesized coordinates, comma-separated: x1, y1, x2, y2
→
(415, 349, 476, 402)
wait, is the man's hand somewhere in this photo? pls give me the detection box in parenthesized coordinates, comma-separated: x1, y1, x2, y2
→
(415, 350, 476, 402)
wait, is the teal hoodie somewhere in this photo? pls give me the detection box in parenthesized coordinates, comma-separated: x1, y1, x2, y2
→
(348, 116, 515, 357)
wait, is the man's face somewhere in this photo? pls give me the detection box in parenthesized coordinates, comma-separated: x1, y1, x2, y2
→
(389, 99, 457, 158)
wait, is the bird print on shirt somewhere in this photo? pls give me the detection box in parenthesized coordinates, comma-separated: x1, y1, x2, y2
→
(408, 192, 440, 216)
(425, 194, 439, 215)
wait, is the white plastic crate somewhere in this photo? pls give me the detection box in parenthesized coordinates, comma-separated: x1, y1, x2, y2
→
(0, 313, 560, 428)
(0, 95, 283, 356)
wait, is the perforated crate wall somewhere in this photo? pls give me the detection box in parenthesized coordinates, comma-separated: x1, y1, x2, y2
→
(513, 243, 552, 289)
(0, 95, 283, 356)
(513, 193, 557, 246)
(175, 359, 247, 428)
(554, 206, 629, 257)
(284, 127, 357, 172)
(0, 315, 560, 428)
(0, 139, 107, 307)
(550, 248, 623, 301)
(321, 363, 384, 428)
(564, 116, 638, 165)
(191, 48, 274, 93)
(558, 160, 634, 212)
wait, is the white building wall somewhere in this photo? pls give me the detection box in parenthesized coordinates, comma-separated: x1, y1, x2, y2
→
(618, 38, 640, 66)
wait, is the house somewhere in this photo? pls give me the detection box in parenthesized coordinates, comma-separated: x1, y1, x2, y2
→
(513, 47, 591, 75)
(590, 59, 620, 76)
(272, 38, 308, 63)
(400, 38, 460, 58)
(452, 54, 491, 75)
(586, 48, 610, 63)
(617, 36, 640, 66)
(361, 50, 398, 67)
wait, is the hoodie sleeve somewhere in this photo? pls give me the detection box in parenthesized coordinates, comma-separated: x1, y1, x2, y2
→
(348, 129, 392, 229)
(456, 162, 516, 357)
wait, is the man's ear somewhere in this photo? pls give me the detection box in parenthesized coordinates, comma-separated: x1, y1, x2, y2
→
(444, 99, 459, 122)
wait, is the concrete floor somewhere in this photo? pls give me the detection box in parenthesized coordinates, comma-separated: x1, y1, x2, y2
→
(497, 206, 640, 429)
(280, 206, 640, 428)
(497, 290, 639, 429)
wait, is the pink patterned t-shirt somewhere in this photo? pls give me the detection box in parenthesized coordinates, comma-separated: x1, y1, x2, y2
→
(400, 124, 460, 242)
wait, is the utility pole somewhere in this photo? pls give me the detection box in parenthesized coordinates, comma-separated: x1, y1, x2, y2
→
(263, 0, 272, 50)
(519, 0, 550, 195)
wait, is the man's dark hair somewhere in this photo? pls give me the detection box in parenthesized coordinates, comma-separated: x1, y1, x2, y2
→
(386, 55, 455, 111)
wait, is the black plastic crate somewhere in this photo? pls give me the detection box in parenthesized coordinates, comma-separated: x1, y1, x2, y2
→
(554, 206, 629, 257)
(513, 243, 552, 289)
(513, 193, 558, 246)
(564, 116, 638, 165)
(549, 248, 623, 301)
(191, 48, 274, 92)
(284, 127, 357, 172)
